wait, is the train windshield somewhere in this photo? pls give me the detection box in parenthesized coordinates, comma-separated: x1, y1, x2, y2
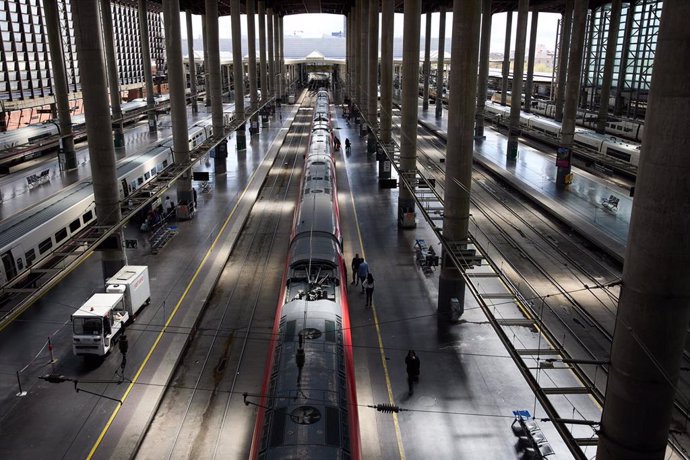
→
(73, 317, 103, 335)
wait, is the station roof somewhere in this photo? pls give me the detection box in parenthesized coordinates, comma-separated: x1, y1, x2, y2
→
(148, 1, 617, 17)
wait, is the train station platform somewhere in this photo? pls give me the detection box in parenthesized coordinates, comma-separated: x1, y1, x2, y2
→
(0, 104, 299, 459)
(413, 102, 631, 262)
(0, 92, 615, 459)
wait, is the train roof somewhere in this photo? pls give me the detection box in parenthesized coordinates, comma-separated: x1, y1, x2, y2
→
(0, 182, 94, 251)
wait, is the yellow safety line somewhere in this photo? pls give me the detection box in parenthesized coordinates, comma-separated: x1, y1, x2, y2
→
(88, 165, 263, 459)
(348, 185, 406, 460)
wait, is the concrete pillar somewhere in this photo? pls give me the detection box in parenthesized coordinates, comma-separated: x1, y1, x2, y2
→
(474, 0, 492, 138)
(231, 0, 246, 150)
(439, 0, 482, 322)
(205, 0, 224, 174)
(346, 12, 351, 99)
(99, 0, 124, 148)
(272, 11, 280, 102)
(43, 0, 76, 169)
(597, 0, 622, 133)
(137, 0, 157, 131)
(352, 2, 359, 108)
(358, 0, 369, 132)
(246, 0, 258, 133)
(435, 6, 447, 119)
(380, 0, 394, 144)
(202, 15, 211, 107)
(556, 0, 587, 188)
(278, 16, 287, 102)
(597, 4, 690, 458)
(398, 0, 421, 229)
(186, 11, 198, 114)
(163, 0, 192, 204)
(422, 12, 432, 111)
(524, 11, 539, 113)
(500, 11, 512, 106)
(72, 0, 124, 277)
(258, 1, 268, 107)
(267, 9, 274, 99)
(367, 0, 379, 153)
(614, 6, 633, 116)
(507, 0, 529, 160)
(555, 0, 573, 122)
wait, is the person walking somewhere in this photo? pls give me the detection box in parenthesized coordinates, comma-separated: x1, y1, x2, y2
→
(351, 253, 363, 285)
(363, 273, 375, 307)
(405, 350, 421, 396)
(344, 138, 351, 154)
(357, 259, 369, 293)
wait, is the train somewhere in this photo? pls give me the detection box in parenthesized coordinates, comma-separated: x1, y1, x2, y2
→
(489, 92, 645, 143)
(249, 90, 361, 459)
(484, 101, 642, 167)
(0, 116, 213, 286)
(0, 94, 178, 172)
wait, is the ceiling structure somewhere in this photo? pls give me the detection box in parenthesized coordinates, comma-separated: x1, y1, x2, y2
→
(153, 1, 621, 17)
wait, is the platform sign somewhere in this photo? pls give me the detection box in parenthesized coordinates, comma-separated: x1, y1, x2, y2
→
(512, 410, 531, 419)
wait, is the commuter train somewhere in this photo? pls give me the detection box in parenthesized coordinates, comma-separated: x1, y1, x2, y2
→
(0, 117, 213, 286)
(484, 102, 642, 167)
(249, 90, 361, 459)
(0, 94, 178, 172)
(489, 92, 644, 143)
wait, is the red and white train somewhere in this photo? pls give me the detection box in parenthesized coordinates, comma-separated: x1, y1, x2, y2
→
(248, 90, 361, 459)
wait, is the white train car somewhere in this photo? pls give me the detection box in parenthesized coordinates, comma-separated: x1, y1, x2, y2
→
(0, 118, 213, 285)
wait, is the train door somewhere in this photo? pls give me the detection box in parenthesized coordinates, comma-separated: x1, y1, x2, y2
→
(1, 249, 19, 284)
(121, 179, 130, 199)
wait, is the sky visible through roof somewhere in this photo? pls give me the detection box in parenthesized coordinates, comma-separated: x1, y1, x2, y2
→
(180, 11, 561, 55)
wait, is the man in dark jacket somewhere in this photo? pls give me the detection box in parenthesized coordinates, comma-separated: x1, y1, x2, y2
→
(351, 253, 363, 285)
(405, 350, 420, 395)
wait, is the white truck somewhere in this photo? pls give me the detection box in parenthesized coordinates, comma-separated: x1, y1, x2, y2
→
(72, 266, 150, 356)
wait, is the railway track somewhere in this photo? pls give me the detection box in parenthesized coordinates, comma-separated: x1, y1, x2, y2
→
(398, 118, 690, 456)
(134, 95, 313, 459)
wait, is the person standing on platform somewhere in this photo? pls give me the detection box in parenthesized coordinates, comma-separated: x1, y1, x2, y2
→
(193, 188, 198, 208)
(351, 253, 363, 285)
(405, 350, 420, 396)
(363, 273, 375, 307)
(357, 258, 369, 293)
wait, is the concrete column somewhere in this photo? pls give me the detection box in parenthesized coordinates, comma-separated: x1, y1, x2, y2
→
(474, 0, 492, 138)
(524, 11, 539, 113)
(247, 0, 258, 133)
(205, 0, 224, 175)
(186, 11, 198, 114)
(500, 11, 512, 106)
(202, 14, 211, 106)
(346, 12, 351, 98)
(72, 0, 124, 277)
(614, 6, 633, 116)
(507, 0, 529, 160)
(597, 2, 690, 458)
(279, 16, 285, 100)
(267, 9, 274, 99)
(258, 1, 268, 108)
(272, 11, 280, 101)
(358, 0, 369, 131)
(597, 0, 622, 133)
(380, 0, 394, 144)
(231, 0, 246, 150)
(163, 0, 192, 204)
(422, 12, 432, 111)
(556, 0, 587, 188)
(367, 0, 378, 152)
(99, 0, 124, 148)
(43, 0, 76, 169)
(439, 0, 482, 322)
(435, 6, 446, 119)
(352, 2, 359, 108)
(398, 0, 421, 229)
(137, 0, 157, 131)
(555, 0, 573, 121)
